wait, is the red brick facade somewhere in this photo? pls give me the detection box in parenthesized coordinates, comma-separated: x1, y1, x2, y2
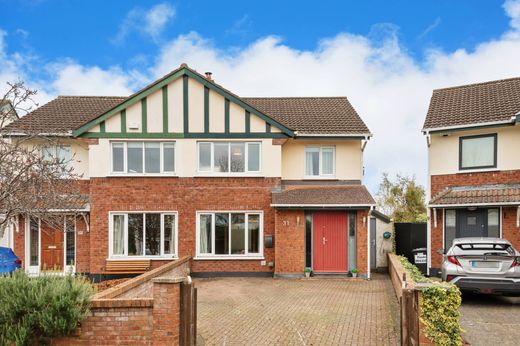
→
(429, 170, 520, 270)
(12, 176, 374, 278)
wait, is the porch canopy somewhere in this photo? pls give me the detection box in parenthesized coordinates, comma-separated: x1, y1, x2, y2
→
(271, 185, 375, 208)
(429, 184, 520, 208)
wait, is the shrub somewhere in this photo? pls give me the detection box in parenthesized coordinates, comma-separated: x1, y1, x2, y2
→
(0, 270, 94, 345)
(397, 255, 462, 346)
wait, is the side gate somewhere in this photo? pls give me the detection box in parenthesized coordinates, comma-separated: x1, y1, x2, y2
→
(180, 280, 198, 346)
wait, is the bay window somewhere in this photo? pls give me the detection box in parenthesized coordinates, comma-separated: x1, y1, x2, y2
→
(197, 212, 263, 258)
(110, 212, 178, 258)
(459, 134, 497, 170)
(305, 146, 335, 177)
(197, 142, 261, 174)
(111, 142, 175, 174)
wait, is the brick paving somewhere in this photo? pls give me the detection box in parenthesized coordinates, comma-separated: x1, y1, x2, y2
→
(196, 274, 399, 345)
(460, 293, 520, 346)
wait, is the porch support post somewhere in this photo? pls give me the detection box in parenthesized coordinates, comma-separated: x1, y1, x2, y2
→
(367, 206, 375, 280)
(517, 206, 520, 228)
(81, 213, 90, 233)
(433, 208, 437, 228)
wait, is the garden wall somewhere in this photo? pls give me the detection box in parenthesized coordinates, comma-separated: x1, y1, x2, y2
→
(52, 256, 193, 345)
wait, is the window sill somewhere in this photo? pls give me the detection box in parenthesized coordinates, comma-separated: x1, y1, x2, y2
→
(194, 255, 265, 261)
(108, 256, 179, 261)
(303, 176, 337, 180)
(195, 173, 263, 178)
(457, 168, 499, 174)
(109, 173, 178, 177)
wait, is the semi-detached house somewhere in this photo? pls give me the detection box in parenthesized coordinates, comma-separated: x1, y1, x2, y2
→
(423, 77, 520, 276)
(3, 64, 377, 280)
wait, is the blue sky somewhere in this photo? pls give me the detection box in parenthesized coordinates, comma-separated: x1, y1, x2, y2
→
(1, 0, 520, 193)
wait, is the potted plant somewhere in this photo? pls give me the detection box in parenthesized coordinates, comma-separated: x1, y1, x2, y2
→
(304, 267, 312, 278)
(351, 268, 358, 278)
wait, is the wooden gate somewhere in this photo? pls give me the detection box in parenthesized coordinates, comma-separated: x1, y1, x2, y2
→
(180, 280, 197, 346)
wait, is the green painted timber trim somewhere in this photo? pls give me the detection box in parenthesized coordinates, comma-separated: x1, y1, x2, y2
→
(99, 121, 105, 133)
(162, 86, 168, 133)
(204, 86, 210, 133)
(184, 69, 294, 136)
(120, 110, 127, 133)
(183, 75, 189, 134)
(73, 69, 185, 136)
(245, 110, 250, 134)
(265, 123, 271, 133)
(224, 98, 230, 133)
(141, 98, 147, 133)
(81, 132, 185, 139)
(184, 132, 289, 139)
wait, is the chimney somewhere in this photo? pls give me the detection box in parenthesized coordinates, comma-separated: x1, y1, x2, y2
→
(205, 72, 213, 82)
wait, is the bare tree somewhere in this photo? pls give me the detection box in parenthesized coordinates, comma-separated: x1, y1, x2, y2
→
(0, 81, 84, 238)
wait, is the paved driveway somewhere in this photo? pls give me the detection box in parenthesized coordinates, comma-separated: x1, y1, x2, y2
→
(460, 293, 520, 346)
(195, 274, 399, 345)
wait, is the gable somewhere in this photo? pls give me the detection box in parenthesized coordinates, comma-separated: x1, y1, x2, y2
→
(76, 66, 293, 139)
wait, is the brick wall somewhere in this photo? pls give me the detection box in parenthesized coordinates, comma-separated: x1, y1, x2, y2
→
(274, 210, 305, 275)
(89, 177, 280, 275)
(356, 210, 369, 275)
(431, 170, 520, 197)
(52, 258, 191, 345)
(430, 209, 444, 269)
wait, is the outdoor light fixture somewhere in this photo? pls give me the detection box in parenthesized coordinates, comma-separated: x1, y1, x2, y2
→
(467, 207, 477, 211)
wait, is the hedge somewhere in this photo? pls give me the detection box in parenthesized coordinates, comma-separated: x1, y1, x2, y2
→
(397, 255, 462, 346)
(0, 270, 94, 345)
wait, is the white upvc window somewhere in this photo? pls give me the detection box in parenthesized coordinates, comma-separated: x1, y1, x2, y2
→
(196, 211, 263, 259)
(111, 142, 175, 175)
(109, 212, 178, 258)
(304, 146, 335, 178)
(197, 142, 261, 174)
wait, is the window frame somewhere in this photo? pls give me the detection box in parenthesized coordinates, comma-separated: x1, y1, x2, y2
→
(110, 141, 176, 176)
(195, 211, 264, 260)
(458, 133, 497, 171)
(304, 145, 336, 178)
(197, 141, 262, 175)
(108, 211, 179, 259)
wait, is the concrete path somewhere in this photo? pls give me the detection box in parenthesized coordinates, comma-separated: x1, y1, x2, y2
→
(196, 274, 399, 345)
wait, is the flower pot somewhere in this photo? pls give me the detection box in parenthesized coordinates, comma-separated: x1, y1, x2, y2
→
(305, 272, 311, 278)
(352, 273, 358, 278)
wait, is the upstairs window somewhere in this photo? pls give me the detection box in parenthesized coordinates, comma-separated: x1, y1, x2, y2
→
(459, 134, 497, 170)
(111, 142, 175, 174)
(42, 145, 72, 164)
(305, 146, 335, 177)
(197, 142, 261, 174)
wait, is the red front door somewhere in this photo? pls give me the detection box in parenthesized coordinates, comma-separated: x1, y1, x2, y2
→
(41, 226, 63, 271)
(313, 211, 348, 273)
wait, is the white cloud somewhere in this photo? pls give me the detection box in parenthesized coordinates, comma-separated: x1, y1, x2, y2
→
(2, 0, 520, 193)
(112, 2, 175, 45)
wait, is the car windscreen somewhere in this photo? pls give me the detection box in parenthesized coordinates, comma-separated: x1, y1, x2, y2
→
(453, 243, 515, 256)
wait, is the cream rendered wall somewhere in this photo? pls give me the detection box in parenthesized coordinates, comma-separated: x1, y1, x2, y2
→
(168, 78, 184, 133)
(374, 217, 393, 268)
(188, 78, 204, 133)
(104, 112, 121, 132)
(250, 114, 265, 133)
(125, 102, 141, 133)
(209, 91, 225, 133)
(281, 139, 363, 180)
(147, 89, 163, 133)
(229, 103, 245, 133)
(429, 125, 520, 176)
(88, 138, 282, 177)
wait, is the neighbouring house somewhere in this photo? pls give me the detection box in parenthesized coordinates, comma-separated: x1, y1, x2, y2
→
(4, 64, 376, 280)
(422, 77, 520, 276)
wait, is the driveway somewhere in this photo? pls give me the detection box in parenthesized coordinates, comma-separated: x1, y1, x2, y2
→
(195, 274, 399, 345)
(460, 293, 520, 346)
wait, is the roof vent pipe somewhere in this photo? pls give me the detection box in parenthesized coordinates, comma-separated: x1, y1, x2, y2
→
(205, 72, 213, 82)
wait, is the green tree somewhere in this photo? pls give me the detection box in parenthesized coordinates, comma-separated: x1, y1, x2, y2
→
(376, 172, 427, 222)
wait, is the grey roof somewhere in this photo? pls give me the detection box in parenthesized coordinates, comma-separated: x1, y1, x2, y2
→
(430, 184, 520, 206)
(272, 185, 375, 206)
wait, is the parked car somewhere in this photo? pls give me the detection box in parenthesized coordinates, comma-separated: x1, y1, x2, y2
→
(0, 246, 22, 274)
(441, 237, 520, 295)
